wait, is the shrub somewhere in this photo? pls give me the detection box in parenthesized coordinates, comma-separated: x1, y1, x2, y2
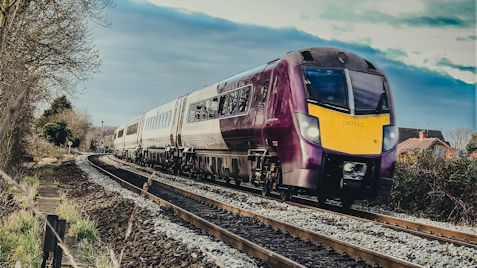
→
(41, 122, 72, 146)
(385, 149, 477, 224)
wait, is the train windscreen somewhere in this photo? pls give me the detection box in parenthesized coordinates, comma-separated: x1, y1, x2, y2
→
(304, 68, 348, 109)
(349, 71, 388, 114)
(305, 68, 348, 108)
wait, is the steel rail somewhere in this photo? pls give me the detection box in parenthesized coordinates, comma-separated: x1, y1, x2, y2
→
(87, 155, 304, 268)
(98, 155, 422, 268)
(291, 197, 477, 249)
(109, 154, 477, 250)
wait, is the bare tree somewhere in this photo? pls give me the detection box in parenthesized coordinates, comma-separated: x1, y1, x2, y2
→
(445, 128, 473, 150)
(0, 0, 111, 169)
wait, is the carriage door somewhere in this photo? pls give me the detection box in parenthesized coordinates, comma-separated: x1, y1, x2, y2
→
(171, 95, 188, 148)
(253, 69, 272, 144)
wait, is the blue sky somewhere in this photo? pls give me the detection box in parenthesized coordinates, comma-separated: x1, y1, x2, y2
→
(77, 0, 476, 131)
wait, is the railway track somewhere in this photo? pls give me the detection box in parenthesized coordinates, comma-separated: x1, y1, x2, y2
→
(291, 197, 477, 250)
(107, 154, 477, 251)
(88, 154, 421, 268)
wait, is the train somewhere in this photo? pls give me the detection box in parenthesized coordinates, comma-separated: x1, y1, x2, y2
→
(112, 47, 398, 206)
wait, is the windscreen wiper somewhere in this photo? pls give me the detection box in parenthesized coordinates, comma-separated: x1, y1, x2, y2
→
(375, 91, 387, 113)
(375, 81, 388, 113)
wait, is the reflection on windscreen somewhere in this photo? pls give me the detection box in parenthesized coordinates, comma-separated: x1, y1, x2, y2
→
(305, 68, 347, 108)
(349, 71, 388, 113)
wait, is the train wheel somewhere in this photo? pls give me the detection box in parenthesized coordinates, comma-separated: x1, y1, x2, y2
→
(280, 188, 291, 201)
(261, 181, 271, 196)
(233, 179, 241, 187)
(225, 178, 231, 184)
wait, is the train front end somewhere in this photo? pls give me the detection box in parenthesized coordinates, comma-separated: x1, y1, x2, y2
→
(285, 48, 398, 201)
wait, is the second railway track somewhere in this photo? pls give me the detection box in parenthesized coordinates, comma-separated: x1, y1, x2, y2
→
(88, 154, 423, 268)
(107, 153, 477, 251)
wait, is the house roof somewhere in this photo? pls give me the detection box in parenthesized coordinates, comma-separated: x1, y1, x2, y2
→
(398, 138, 448, 154)
(470, 152, 477, 160)
(398, 127, 446, 143)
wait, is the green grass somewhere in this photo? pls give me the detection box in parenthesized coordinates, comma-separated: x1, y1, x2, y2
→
(0, 210, 42, 267)
(56, 200, 98, 243)
(56, 199, 113, 267)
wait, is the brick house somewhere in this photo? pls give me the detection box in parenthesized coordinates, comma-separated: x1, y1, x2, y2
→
(397, 130, 456, 161)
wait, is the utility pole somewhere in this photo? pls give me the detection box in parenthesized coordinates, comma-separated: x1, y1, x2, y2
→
(100, 120, 104, 153)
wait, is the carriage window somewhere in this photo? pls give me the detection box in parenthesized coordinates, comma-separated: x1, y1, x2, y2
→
(218, 94, 229, 116)
(126, 123, 138, 135)
(228, 91, 238, 115)
(238, 86, 250, 112)
(195, 102, 206, 120)
(188, 85, 252, 122)
(167, 111, 172, 126)
(118, 129, 123, 138)
(209, 97, 219, 118)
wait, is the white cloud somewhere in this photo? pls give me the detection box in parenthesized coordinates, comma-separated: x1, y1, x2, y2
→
(147, 0, 476, 84)
(367, 0, 426, 16)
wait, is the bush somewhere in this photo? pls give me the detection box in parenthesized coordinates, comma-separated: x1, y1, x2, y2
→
(41, 122, 71, 146)
(25, 133, 64, 159)
(384, 150, 476, 224)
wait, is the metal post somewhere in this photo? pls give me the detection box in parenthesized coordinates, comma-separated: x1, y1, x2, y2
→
(100, 120, 104, 153)
(41, 214, 58, 268)
(52, 219, 66, 268)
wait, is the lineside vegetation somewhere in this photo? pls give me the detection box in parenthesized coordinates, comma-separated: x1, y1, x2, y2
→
(368, 149, 477, 225)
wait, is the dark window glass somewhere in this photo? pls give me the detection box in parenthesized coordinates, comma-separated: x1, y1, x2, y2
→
(304, 68, 347, 108)
(209, 97, 219, 118)
(118, 129, 123, 138)
(126, 123, 138, 135)
(218, 94, 229, 116)
(238, 86, 250, 112)
(228, 91, 238, 115)
(194, 102, 207, 120)
(349, 70, 388, 114)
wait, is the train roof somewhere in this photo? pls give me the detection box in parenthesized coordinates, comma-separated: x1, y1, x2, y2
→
(282, 47, 385, 75)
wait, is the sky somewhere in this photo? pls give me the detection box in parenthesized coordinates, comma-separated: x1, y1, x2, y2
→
(76, 0, 476, 131)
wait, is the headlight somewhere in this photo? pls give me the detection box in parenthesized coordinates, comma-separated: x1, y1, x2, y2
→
(383, 125, 398, 152)
(295, 112, 321, 144)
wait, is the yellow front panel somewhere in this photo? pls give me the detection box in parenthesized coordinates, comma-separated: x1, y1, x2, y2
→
(308, 104, 390, 155)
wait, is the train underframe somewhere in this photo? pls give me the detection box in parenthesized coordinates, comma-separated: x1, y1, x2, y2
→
(116, 146, 384, 206)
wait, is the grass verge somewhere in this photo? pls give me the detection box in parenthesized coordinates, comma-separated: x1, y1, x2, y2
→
(57, 198, 113, 267)
(0, 175, 42, 267)
(0, 209, 42, 267)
